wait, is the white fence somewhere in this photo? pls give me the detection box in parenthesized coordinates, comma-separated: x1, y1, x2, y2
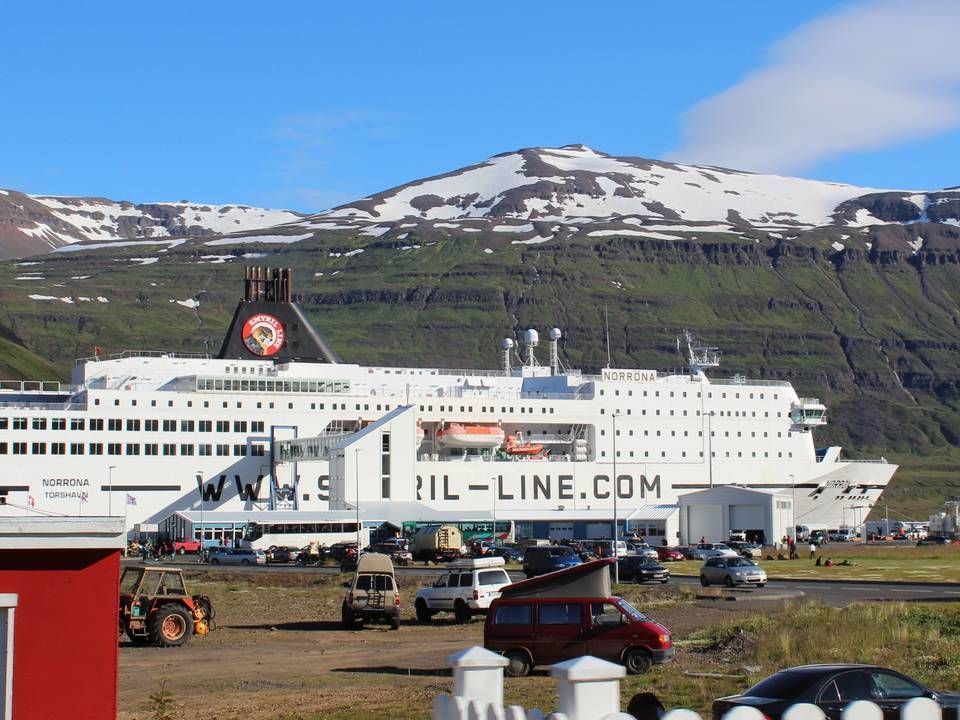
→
(433, 646, 944, 720)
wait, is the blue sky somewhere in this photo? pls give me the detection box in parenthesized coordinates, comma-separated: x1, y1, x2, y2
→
(2, 1, 958, 211)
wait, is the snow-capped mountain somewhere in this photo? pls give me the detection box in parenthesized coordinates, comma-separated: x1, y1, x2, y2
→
(0, 188, 304, 259)
(290, 144, 959, 244)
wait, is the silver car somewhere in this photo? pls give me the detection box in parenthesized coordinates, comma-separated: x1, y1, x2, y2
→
(699, 556, 767, 587)
(208, 547, 267, 565)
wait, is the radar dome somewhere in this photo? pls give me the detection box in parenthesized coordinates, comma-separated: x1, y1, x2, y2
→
(524, 329, 540, 346)
(549, 328, 562, 341)
(501, 338, 514, 350)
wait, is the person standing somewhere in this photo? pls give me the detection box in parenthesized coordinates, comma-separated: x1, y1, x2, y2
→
(808, 541, 817, 560)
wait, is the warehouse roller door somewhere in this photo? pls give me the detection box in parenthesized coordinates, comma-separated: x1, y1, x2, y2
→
(687, 504, 724, 543)
(730, 505, 765, 533)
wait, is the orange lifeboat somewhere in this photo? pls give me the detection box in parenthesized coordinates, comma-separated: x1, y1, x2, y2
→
(436, 423, 505, 449)
(505, 433, 545, 457)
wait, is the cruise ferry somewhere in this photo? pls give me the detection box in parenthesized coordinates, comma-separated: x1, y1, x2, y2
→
(0, 267, 895, 539)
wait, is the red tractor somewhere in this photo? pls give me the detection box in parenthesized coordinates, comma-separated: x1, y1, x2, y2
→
(119, 567, 215, 647)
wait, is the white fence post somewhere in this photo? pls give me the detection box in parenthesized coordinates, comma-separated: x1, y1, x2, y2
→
(448, 646, 510, 713)
(551, 655, 625, 720)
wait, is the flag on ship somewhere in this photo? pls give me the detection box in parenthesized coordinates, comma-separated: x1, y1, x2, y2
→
(27, 495, 35, 508)
(94, 345, 103, 357)
(126, 494, 137, 506)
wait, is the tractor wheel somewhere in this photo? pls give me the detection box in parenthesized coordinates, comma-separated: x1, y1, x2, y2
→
(151, 604, 194, 647)
(454, 601, 471, 624)
(624, 648, 653, 675)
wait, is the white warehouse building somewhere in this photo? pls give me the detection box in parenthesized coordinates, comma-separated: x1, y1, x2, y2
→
(678, 486, 794, 546)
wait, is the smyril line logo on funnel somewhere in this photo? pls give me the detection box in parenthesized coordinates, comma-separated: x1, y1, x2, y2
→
(242, 314, 285, 356)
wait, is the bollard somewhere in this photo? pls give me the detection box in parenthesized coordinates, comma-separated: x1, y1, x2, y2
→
(448, 646, 509, 713)
(551, 655, 625, 720)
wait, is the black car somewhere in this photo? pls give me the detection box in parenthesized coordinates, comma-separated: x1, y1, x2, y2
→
(713, 664, 960, 720)
(491, 546, 524, 563)
(917, 536, 952, 546)
(614, 556, 670, 584)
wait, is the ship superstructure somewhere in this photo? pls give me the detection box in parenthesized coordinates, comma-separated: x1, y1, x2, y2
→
(0, 267, 895, 536)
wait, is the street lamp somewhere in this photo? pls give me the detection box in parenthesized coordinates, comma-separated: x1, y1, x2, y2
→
(612, 412, 620, 584)
(196, 471, 204, 562)
(108, 465, 116, 516)
(790, 474, 796, 544)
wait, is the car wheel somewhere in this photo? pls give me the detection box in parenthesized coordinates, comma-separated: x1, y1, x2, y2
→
(241, 559, 250, 565)
(504, 650, 531, 677)
(177, 547, 186, 555)
(454, 601, 471, 624)
(390, 617, 400, 630)
(623, 648, 653, 675)
(700, 575, 709, 587)
(341, 604, 356, 628)
(210, 558, 219, 565)
(415, 600, 431, 623)
(724, 575, 735, 588)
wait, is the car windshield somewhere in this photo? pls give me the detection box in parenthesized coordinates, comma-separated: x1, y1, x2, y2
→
(747, 670, 820, 699)
(615, 598, 647, 622)
(727, 558, 756, 567)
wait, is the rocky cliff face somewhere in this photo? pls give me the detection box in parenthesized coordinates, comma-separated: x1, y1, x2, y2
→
(0, 189, 304, 259)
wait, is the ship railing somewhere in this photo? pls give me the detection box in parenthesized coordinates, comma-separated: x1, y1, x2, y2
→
(0, 400, 85, 410)
(797, 397, 825, 405)
(0, 380, 67, 393)
(817, 451, 889, 464)
(75, 350, 212, 365)
(709, 377, 793, 388)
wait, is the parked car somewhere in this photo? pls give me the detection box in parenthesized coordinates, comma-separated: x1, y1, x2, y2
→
(207, 547, 266, 566)
(328, 542, 358, 561)
(372, 543, 413, 566)
(917, 535, 952, 546)
(341, 552, 400, 630)
(485, 594, 673, 677)
(414, 557, 512, 623)
(627, 543, 659, 560)
(522, 545, 582, 578)
(265, 545, 299, 564)
(712, 664, 960, 720)
(655, 546, 686, 562)
(700, 556, 766, 588)
(727, 541, 764, 559)
(615, 556, 670, 584)
(491, 546, 524, 563)
(690, 543, 739, 560)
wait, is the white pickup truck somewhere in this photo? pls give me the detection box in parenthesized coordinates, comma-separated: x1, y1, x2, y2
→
(414, 557, 512, 623)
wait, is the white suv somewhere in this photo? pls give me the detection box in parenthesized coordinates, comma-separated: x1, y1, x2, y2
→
(414, 557, 512, 623)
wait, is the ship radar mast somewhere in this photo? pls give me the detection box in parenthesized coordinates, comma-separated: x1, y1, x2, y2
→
(685, 330, 720, 378)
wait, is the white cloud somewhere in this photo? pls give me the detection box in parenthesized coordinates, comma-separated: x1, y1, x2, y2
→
(669, 0, 960, 174)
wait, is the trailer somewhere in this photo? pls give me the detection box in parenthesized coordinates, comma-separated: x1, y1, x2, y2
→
(410, 524, 465, 562)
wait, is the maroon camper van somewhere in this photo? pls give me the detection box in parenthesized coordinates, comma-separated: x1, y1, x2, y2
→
(484, 558, 673, 676)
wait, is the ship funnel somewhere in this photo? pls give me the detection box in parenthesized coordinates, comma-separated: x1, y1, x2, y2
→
(548, 328, 562, 375)
(524, 328, 540, 367)
(501, 337, 514, 375)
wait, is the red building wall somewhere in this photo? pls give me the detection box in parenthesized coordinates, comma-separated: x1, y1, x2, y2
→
(0, 549, 120, 720)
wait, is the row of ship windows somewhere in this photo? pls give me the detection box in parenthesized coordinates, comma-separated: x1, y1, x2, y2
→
(599, 450, 795, 459)
(415, 404, 781, 420)
(196, 378, 350, 394)
(601, 429, 795, 439)
(92, 398, 394, 413)
(2, 418, 268, 433)
(0, 442, 267, 456)
(599, 390, 780, 400)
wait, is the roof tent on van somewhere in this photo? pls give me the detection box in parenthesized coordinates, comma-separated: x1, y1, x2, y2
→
(499, 558, 614, 599)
